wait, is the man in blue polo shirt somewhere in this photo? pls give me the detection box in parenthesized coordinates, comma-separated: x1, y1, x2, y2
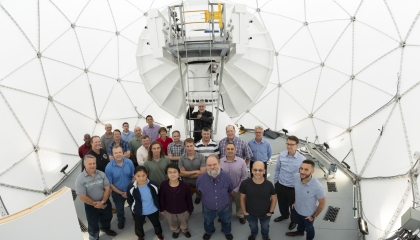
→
(196, 154, 234, 240)
(286, 160, 326, 240)
(273, 135, 305, 231)
(248, 125, 272, 178)
(108, 129, 130, 160)
(105, 145, 135, 229)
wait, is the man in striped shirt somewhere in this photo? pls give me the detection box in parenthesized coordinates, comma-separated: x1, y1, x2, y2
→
(195, 127, 219, 159)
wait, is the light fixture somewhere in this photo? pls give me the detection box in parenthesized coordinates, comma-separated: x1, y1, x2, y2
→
(282, 129, 288, 135)
(324, 142, 330, 150)
(358, 218, 369, 235)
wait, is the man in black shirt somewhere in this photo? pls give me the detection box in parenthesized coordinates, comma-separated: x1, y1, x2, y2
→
(84, 136, 110, 172)
(186, 101, 213, 143)
(240, 161, 277, 240)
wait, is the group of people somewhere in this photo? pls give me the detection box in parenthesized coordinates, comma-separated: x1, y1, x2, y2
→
(75, 102, 326, 240)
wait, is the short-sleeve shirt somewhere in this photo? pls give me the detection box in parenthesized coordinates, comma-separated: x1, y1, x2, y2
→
(105, 158, 135, 191)
(239, 178, 276, 217)
(144, 157, 170, 187)
(78, 143, 91, 159)
(178, 152, 206, 185)
(294, 173, 326, 216)
(128, 137, 142, 158)
(100, 134, 113, 153)
(167, 141, 185, 156)
(219, 137, 253, 160)
(85, 149, 109, 172)
(195, 139, 219, 158)
(108, 139, 130, 157)
(143, 124, 160, 142)
(75, 170, 109, 201)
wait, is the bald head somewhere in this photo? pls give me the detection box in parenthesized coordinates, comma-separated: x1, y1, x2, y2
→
(134, 126, 142, 138)
(252, 161, 265, 169)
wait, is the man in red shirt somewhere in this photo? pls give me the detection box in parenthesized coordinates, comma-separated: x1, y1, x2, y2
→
(78, 134, 91, 160)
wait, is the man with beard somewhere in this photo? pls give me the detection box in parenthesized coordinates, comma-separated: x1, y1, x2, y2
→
(196, 154, 234, 240)
(285, 160, 326, 240)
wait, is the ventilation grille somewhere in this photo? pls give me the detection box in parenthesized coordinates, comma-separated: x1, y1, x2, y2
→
(78, 218, 88, 232)
(72, 189, 77, 201)
(323, 206, 340, 222)
(327, 182, 337, 192)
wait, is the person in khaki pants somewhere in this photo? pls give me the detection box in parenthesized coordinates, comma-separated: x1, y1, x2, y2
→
(159, 163, 194, 238)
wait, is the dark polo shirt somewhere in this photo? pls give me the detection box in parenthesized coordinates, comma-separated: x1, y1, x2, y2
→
(82, 149, 110, 172)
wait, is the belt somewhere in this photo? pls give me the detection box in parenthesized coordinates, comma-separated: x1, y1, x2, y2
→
(279, 183, 294, 190)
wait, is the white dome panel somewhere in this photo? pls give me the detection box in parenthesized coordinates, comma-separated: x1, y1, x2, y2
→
(332, 0, 361, 17)
(89, 36, 118, 79)
(249, 87, 279, 129)
(42, 29, 85, 69)
(1, 87, 48, 143)
(76, 27, 115, 67)
(42, 58, 84, 96)
(0, 152, 44, 191)
(108, 0, 143, 31)
(284, 118, 316, 142)
(261, 0, 304, 22)
(306, 0, 349, 23)
(120, 81, 153, 114)
(312, 118, 346, 145)
(53, 74, 96, 119)
(314, 81, 351, 129)
(99, 83, 138, 120)
(50, 0, 90, 24)
(1, 59, 48, 97)
(276, 87, 308, 130)
(76, 0, 116, 32)
(279, 27, 320, 63)
(400, 47, 420, 94)
(278, 55, 319, 83)
(324, 25, 353, 75)
(38, 103, 77, 154)
(38, 150, 78, 189)
(400, 88, 420, 161)
(362, 105, 411, 178)
(88, 73, 116, 116)
(120, 17, 147, 44)
(39, 0, 71, 52)
(312, 67, 349, 111)
(386, 0, 420, 41)
(0, 186, 45, 216)
(119, 37, 138, 78)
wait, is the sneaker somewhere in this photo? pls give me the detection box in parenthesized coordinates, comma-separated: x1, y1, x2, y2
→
(112, 208, 117, 213)
(118, 221, 124, 229)
(285, 231, 304, 237)
(225, 233, 233, 240)
(183, 231, 191, 238)
(172, 232, 179, 238)
(157, 235, 165, 240)
(203, 233, 211, 240)
(239, 218, 246, 224)
(195, 197, 201, 204)
(248, 235, 256, 240)
(262, 236, 271, 240)
(137, 237, 144, 240)
(124, 200, 129, 207)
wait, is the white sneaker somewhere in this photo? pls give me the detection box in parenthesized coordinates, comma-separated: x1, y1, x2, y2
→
(267, 173, 271, 178)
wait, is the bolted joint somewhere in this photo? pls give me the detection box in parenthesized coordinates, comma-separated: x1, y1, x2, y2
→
(351, 16, 356, 22)
(309, 113, 313, 118)
(400, 42, 406, 48)
(303, 22, 308, 26)
(37, 52, 42, 58)
(34, 145, 39, 152)
(395, 93, 401, 101)
(256, 8, 260, 12)
(71, 23, 76, 28)
(320, 62, 324, 67)
(116, 31, 120, 36)
(144, 12, 148, 17)
(84, 68, 89, 73)
(249, 37, 253, 40)
(278, 83, 282, 88)
(48, 95, 53, 102)
(347, 128, 352, 133)
(350, 75, 355, 80)
(117, 78, 121, 82)
(275, 51, 279, 56)
(249, 20, 253, 23)
(95, 118, 99, 123)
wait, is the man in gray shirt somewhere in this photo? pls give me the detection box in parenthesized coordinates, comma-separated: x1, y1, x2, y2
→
(179, 138, 206, 204)
(75, 154, 117, 240)
(101, 123, 113, 153)
(286, 160, 326, 240)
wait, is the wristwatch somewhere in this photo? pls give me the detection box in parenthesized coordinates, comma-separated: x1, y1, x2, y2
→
(269, 211, 274, 214)
(101, 201, 105, 204)
(311, 215, 316, 219)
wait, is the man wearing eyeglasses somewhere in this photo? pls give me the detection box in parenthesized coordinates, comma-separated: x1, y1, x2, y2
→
(240, 161, 277, 240)
(273, 136, 305, 231)
(186, 101, 213, 143)
(220, 143, 248, 225)
(248, 125, 272, 178)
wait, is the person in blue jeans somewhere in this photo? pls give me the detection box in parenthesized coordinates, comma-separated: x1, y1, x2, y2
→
(286, 160, 326, 240)
(240, 161, 277, 240)
(196, 154, 234, 240)
(105, 145, 135, 229)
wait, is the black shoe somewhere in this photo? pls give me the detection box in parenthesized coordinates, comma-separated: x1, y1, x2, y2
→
(203, 233, 211, 240)
(262, 236, 271, 240)
(183, 231, 191, 238)
(274, 216, 288, 222)
(218, 218, 221, 222)
(248, 235, 256, 240)
(173, 232, 179, 238)
(195, 197, 201, 204)
(288, 221, 297, 230)
(239, 218, 246, 224)
(225, 233, 233, 240)
(118, 221, 125, 229)
(143, 219, 147, 224)
(285, 231, 304, 237)
(102, 229, 117, 236)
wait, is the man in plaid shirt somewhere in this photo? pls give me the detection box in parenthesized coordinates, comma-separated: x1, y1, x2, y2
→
(219, 125, 253, 165)
(167, 130, 185, 164)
